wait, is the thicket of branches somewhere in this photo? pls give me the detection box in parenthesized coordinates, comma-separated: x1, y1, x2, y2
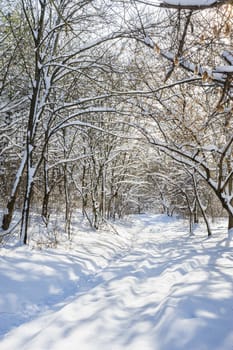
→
(0, 0, 232, 243)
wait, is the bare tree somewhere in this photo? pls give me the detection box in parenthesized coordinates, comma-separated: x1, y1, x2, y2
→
(0, 0, 131, 243)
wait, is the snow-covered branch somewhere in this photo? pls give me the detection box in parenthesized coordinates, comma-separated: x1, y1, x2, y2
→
(160, 0, 230, 9)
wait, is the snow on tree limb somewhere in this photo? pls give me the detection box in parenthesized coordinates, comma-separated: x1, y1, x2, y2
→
(161, 0, 232, 9)
(141, 37, 233, 91)
(222, 51, 233, 66)
(133, 0, 230, 8)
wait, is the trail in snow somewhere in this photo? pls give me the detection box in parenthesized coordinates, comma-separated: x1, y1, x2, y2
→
(0, 214, 233, 350)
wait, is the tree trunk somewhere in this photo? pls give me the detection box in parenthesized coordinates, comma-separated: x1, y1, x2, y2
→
(93, 200, 99, 229)
(200, 204, 212, 237)
(2, 152, 27, 230)
(41, 157, 50, 226)
(2, 194, 18, 230)
(20, 172, 34, 245)
(228, 212, 233, 232)
(226, 212, 233, 244)
(64, 168, 71, 239)
(42, 192, 50, 226)
(188, 209, 194, 236)
(197, 192, 212, 237)
(193, 200, 199, 224)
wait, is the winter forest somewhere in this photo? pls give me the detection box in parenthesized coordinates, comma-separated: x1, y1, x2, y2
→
(0, 1, 233, 349)
(0, 0, 232, 244)
(0, 0, 233, 243)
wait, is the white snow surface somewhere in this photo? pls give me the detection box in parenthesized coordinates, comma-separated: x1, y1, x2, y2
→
(0, 214, 233, 350)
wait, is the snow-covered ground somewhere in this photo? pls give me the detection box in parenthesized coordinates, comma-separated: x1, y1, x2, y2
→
(0, 214, 233, 350)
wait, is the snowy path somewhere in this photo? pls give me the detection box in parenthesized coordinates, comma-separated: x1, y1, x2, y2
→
(0, 214, 233, 350)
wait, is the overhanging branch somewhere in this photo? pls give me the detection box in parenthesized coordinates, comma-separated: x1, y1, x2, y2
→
(160, 0, 232, 10)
